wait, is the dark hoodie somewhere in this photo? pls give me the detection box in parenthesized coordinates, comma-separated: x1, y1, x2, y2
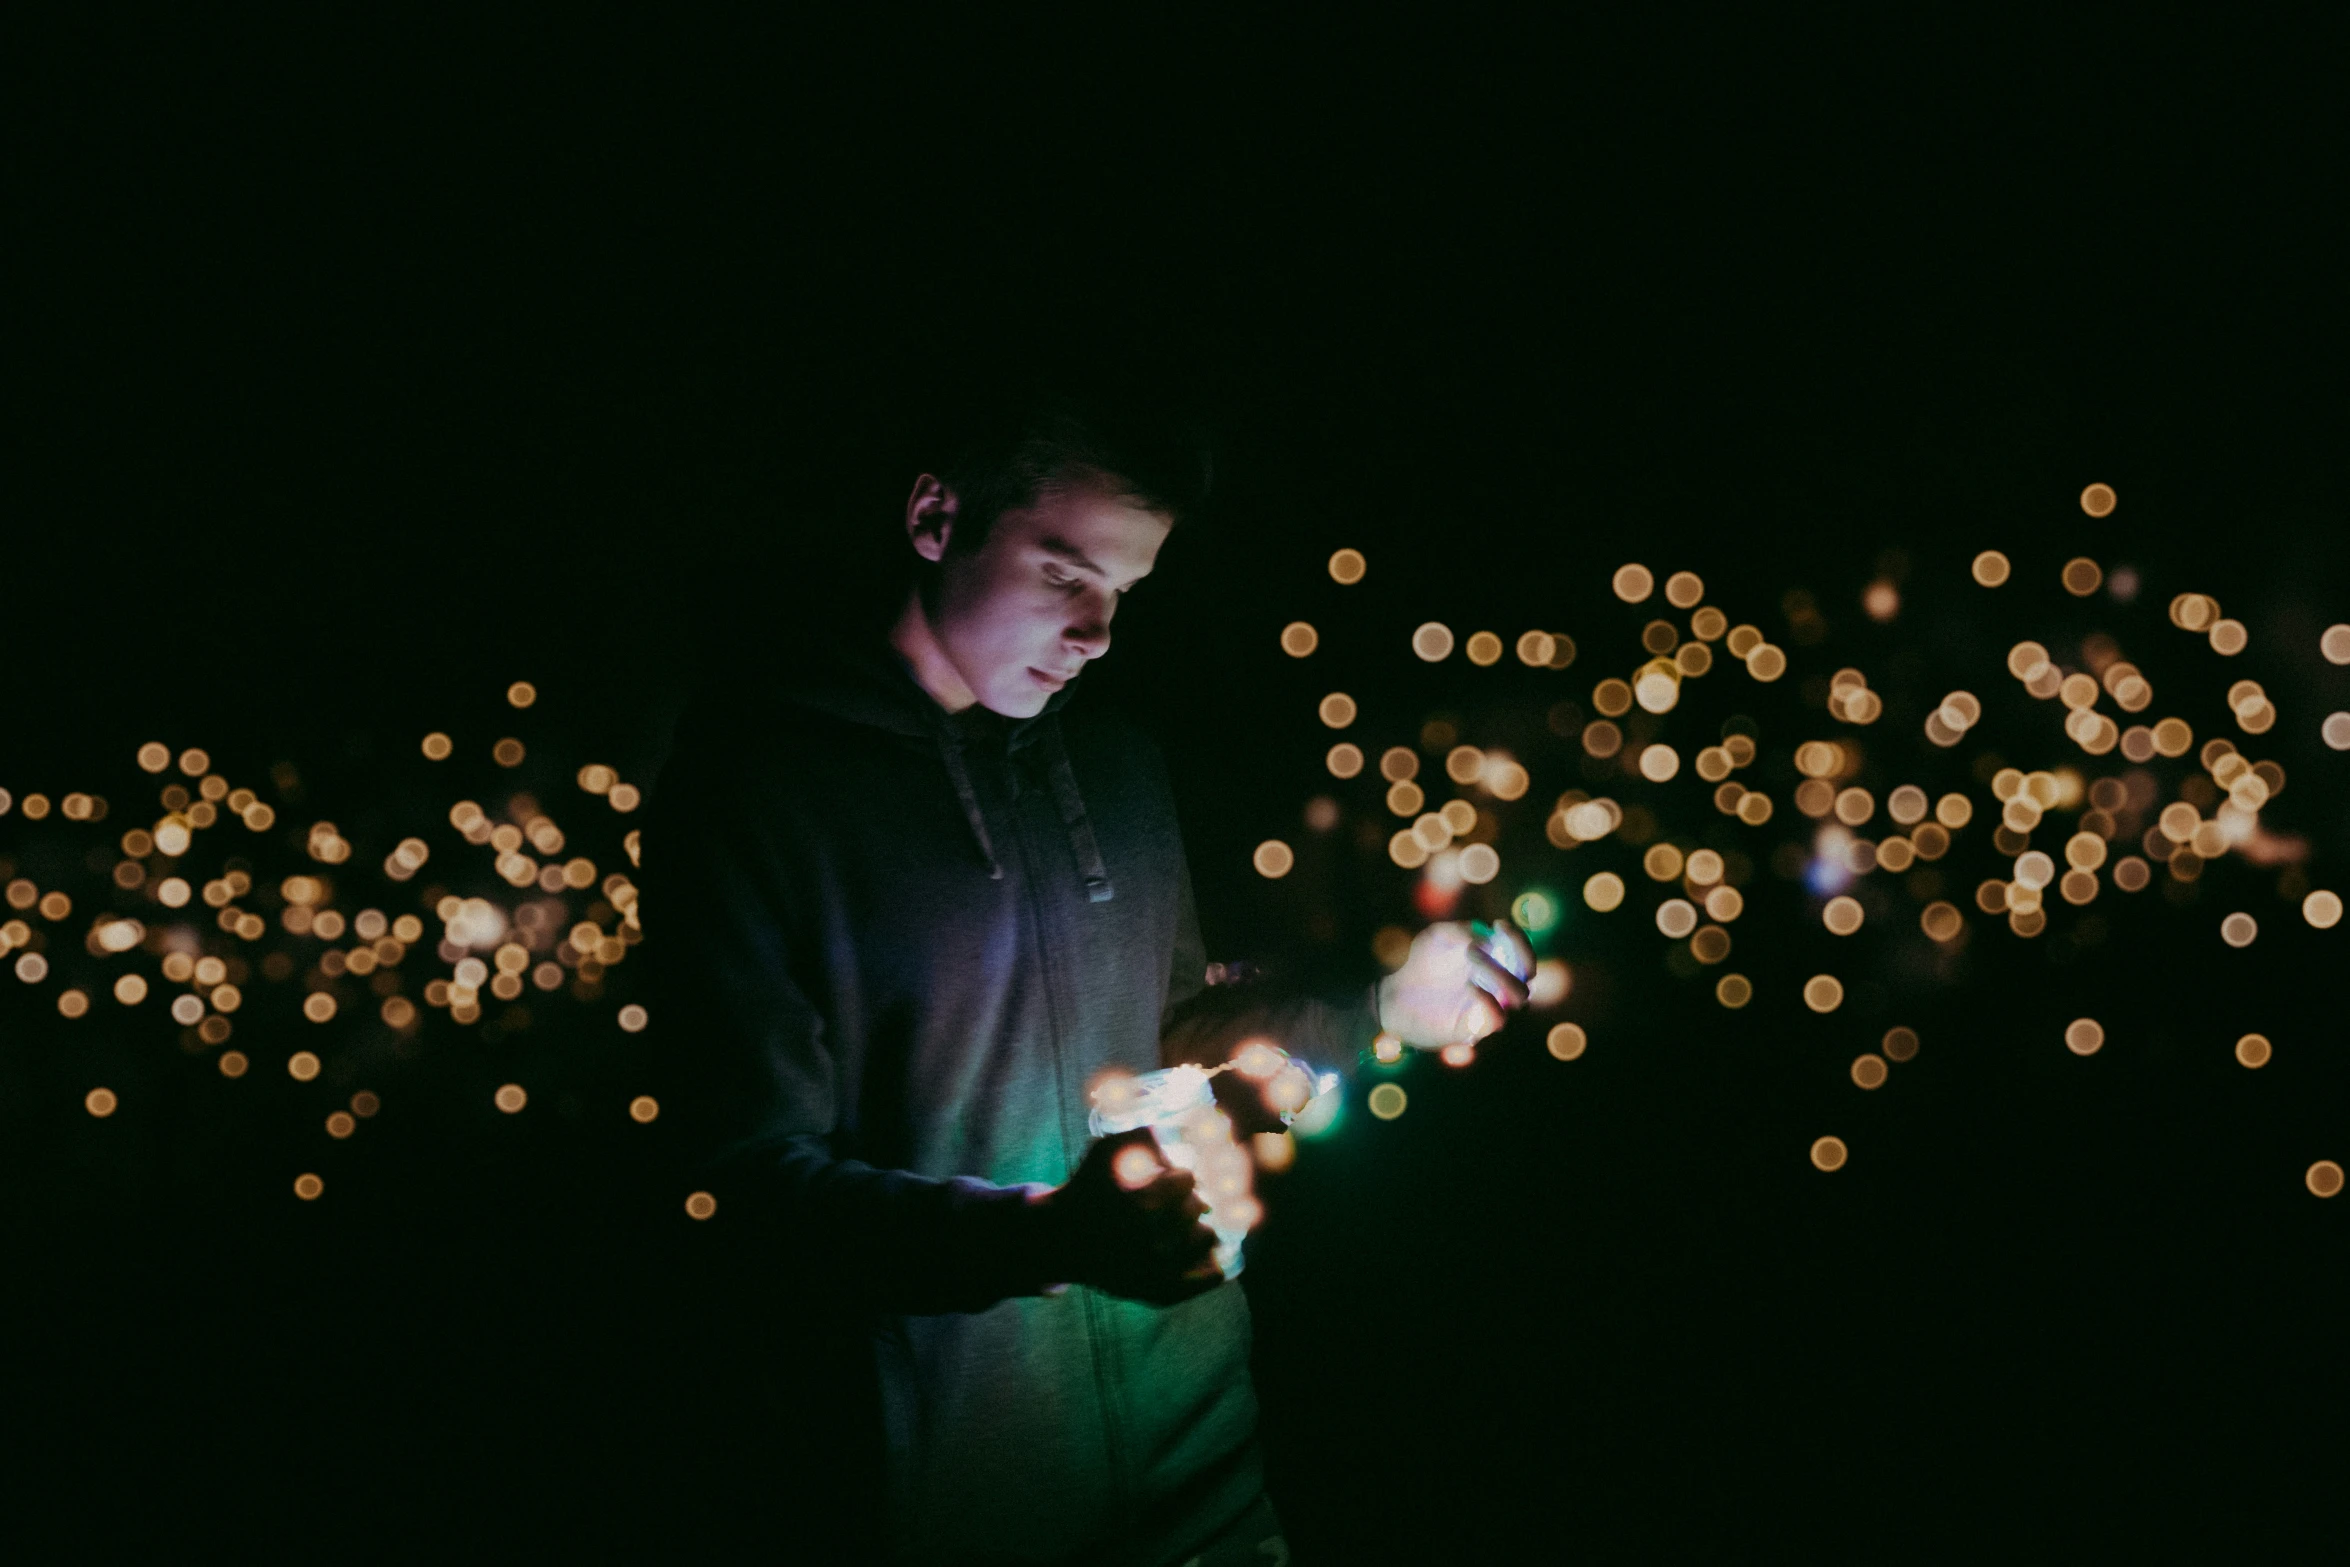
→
(643, 635, 1379, 1566)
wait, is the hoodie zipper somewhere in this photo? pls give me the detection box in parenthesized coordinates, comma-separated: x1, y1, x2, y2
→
(1004, 750, 1137, 1529)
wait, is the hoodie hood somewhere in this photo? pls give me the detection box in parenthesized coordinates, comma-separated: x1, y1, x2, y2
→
(778, 637, 1114, 902)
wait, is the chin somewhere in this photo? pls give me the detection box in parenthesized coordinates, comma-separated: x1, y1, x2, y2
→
(982, 684, 1053, 719)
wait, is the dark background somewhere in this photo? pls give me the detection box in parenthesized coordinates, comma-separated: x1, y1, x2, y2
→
(9, 14, 2347, 1560)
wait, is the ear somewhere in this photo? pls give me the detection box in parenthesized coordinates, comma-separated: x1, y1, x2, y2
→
(905, 474, 958, 564)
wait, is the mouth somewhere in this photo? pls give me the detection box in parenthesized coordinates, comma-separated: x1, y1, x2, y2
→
(1029, 668, 1075, 690)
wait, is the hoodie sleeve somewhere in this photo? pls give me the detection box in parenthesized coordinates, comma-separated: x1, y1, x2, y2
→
(1157, 838, 1385, 1083)
(644, 727, 1056, 1318)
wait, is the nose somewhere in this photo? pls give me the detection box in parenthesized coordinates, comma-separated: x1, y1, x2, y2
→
(1063, 589, 1115, 661)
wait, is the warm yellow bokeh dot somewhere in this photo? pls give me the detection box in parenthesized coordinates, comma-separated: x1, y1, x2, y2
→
(1326, 743, 1364, 780)
(1252, 840, 1295, 879)
(1715, 974, 1752, 1009)
(287, 1051, 322, 1081)
(2305, 891, 2343, 929)
(2080, 483, 2116, 517)
(1327, 549, 1366, 585)
(1464, 631, 1503, 666)
(507, 681, 537, 709)
(1971, 550, 2011, 587)
(1802, 975, 1844, 1013)
(2234, 1034, 2272, 1069)
(685, 1190, 719, 1220)
(421, 732, 454, 761)
(1583, 872, 1625, 913)
(1663, 571, 1704, 609)
(1612, 564, 1654, 603)
(495, 1083, 528, 1113)
(1823, 897, 1863, 936)
(1317, 693, 1357, 728)
(1882, 1026, 1919, 1062)
(293, 1173, 324, 1201)
(1546, 1023, 1587, 1061)
(1810, 1136, 1848, 1172)
(629, 1095, 661, 1123)
(2064, 1018, 2104, 1056)
(1411, 622, 1455, 662)
(1851, 1054, 1888, 1090)
(1280, 622, 1319, 657)
(86, 1087, 119, 1117)
(1367, 1083, 1408, 1121)
(2220, 913, 2258, 948)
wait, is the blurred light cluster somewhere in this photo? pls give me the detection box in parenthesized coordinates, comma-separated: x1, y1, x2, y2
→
(2, 676, 656, 1204)
(1250, 485, 2346, 1202)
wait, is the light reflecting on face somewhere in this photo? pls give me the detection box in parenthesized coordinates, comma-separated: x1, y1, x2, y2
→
(929, 481, 1172, 717)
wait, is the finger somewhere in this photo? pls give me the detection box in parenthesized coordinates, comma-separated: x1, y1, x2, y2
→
(1456, 993, 1505, 1044)
(1466, 946, 1531, 1008)
(1153, 1217, 1219, 1272)
(1134, 1169, 1197, 1211)
(1483, 918, 1534, 981)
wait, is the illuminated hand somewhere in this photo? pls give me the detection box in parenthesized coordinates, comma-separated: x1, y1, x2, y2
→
(1375, 919, 1532, 1050)
(1030, 1129, 1223, 1306)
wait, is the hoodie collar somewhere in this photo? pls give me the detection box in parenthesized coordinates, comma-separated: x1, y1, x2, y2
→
(780, 636, 1110, 902)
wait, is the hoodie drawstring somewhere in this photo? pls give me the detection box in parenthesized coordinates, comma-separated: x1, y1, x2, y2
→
(1040, 716, 1116, 904)
(928, 706, 1113, 903)
(932, 723, 1004, 881)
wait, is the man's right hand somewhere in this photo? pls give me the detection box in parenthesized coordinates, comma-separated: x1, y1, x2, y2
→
(1026, 1129, 1223, 1307)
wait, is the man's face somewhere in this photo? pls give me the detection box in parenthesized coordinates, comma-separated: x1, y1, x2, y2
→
(929, 482, 1172, 718)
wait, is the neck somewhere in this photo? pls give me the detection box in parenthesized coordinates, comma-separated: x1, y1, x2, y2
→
(889, 587, 979, 714)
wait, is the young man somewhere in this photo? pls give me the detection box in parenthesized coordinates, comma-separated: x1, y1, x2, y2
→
(644, 398, 1528, 1564)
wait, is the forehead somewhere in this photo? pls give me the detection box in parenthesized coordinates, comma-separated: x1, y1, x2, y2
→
(989, 482, 1172, 577)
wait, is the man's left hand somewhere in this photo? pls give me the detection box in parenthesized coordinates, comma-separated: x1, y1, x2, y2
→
(1375, 919, 1532, 1050)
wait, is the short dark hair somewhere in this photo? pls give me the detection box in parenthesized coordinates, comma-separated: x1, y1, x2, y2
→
(935, 388, 1214, 557)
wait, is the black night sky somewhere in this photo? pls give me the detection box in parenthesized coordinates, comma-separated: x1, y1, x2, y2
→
(10, 16, 2347, 1561)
